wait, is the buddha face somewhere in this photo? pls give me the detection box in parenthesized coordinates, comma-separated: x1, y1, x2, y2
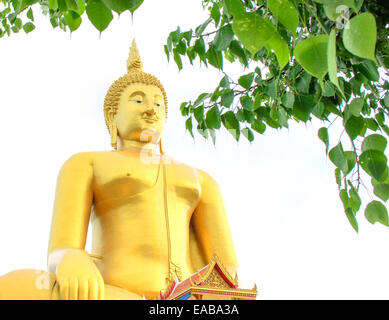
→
(115, 83, 166, 144)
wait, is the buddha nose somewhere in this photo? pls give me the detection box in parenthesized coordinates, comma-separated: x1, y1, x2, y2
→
(145, 108, 156, 116)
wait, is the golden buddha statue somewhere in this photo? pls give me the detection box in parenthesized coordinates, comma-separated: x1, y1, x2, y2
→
(0, 40, 238, 300)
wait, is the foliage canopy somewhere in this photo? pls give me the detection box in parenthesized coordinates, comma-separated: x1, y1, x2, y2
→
(1, 0, 389, 232)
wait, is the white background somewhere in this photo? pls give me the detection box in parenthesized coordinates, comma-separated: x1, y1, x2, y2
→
(0, 0, 389, 299)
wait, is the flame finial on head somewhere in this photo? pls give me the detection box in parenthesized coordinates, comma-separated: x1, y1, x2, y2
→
(127, 39, 143, 73)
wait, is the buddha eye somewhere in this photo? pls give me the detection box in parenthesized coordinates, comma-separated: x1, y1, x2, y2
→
(130, 99, 143, 104)
(154, 103, 162, 107)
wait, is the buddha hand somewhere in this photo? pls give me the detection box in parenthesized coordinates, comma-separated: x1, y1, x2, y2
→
(54, 248, 104, 300)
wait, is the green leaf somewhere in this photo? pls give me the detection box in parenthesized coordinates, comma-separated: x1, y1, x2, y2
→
(240, 95, 253, 111)
(344, 151, 356, 175)
(358, 60, 379, 82)
(27, 8, 34, 21)
(194, 37, 206, 57)
(206, 45, 223, 70)
(361, 134, 387, 153)
(346, 208, 359, 232)
(224, 0, 245, 17)
(222, 111, 240, 140)
(213, 24, 234, 51)
(322, 81, 335, 97)
(185, 117, 194, 137)
(229, 40, 248, 67)
(335, 168, 342, 188)
(359, 150, 388, 181)
(251, 120, 266, 134)
(346, 98, 364, 119)
(22, 22, 35, 33)
(232, 11, 289, 68)
(63, 11, 81, 31)
(292, 94, 315, 122)
(268, 0, 299, 35)
(238, 73, 254, 89)
(221, 90, 234, 107)
(327, 29, 344, 97)
(86, 0, 113, 32)
(365, 200, 389, 226)
(195, 17, 212, 36)
(374, 184, 389, 202)
(281, 91, 294, 109)
(102, 0, 142, 13)
(57, 0, 67, 11)
(342, 13, 377, 63)
(345, 116, 365, 140)
(205, 106, 221, 129)
(329, 142, 348, 174)
(194, 105, 204, 123)
(193, 93, 211, 107)
(348, 183, 361, 213)
(318, 127, 329, 154)
(211, 3, 221, 26)
(265, 80, 278, 99)
(295, 35, 329, 81)
(48, 0, 58, 9)
(242, 127, 254, 142)
(173, 49, 182, 70)
(65, 0, 79, 11)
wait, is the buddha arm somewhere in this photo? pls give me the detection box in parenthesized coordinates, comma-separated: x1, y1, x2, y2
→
(47, 152, 94, 271)
(191, 170, 238, 277)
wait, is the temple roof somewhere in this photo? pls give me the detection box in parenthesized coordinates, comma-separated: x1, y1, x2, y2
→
(156, 253, 257, 300)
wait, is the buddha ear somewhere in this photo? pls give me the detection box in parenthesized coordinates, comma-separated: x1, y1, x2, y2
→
(108, 111, 117, 150)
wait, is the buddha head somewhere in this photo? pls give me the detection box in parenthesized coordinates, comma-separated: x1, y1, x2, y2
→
(104, 40, 168, 152)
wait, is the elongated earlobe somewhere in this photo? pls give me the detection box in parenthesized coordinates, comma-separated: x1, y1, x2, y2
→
(111, 121, 117, 150)
(159, 137, 164, 155)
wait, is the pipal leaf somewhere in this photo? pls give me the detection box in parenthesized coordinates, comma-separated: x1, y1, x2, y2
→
(206, 45, 223, 70)
(318, 127, 329, 155)
(251, 120, 266, 134)
(238, 73, 254, 89)
(365, 200, 389, 226)
(359, 150, 388, 181)
(329, 142, 348, 174)
(295, 35, 329, 81)
(232, 11, 289, 68)
(63, 11, 81, 32)
(221, 90, 234, 108)
(361, 134, 387, 153)
(242, 127, 254, 142)
(348, 181, 361, 213)
(86, 0, 113, 32)
(327, 29, 344, 97)
(345, 116, 365, 140)
(268, 0, 299, 35)
(374, 184, 389, 202)
(343, 13, 377, 63)
(205, 106, 221, 129)
(345, 208, 359, 232)
(213, 24, 234, 51)
(344, 151, 356, 175)
(22, 22, 35, 33)
(281, 91, 294, 109)
(102, 0, 136, 13)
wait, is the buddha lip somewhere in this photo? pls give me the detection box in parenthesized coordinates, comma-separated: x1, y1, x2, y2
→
(142, 116, 158, 122)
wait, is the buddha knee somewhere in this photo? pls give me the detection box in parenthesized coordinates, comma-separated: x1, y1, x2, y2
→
(0, 269, 56, 300)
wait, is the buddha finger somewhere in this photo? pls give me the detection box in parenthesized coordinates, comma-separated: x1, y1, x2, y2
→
(78, 278, 89, 300)
(59, 279, 69, 300)
(68, 278, 78, 300)
(88, 278, 99, 300)
(97, 277, 104, 300)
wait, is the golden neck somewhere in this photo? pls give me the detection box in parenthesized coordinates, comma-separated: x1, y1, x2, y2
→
(117, 137, 159, 154)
